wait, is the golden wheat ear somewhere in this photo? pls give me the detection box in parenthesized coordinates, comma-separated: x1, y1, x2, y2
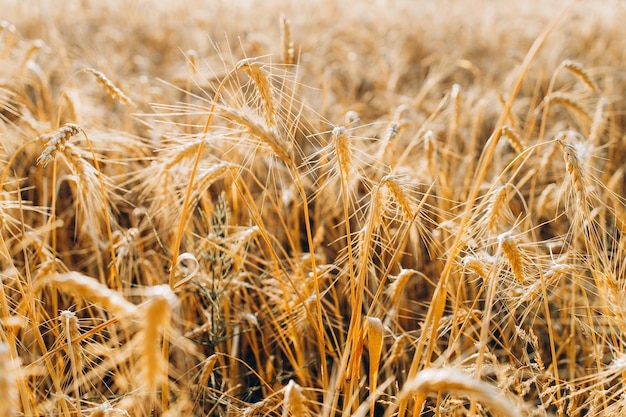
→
(0, 343, 20, 417)
(84, 68, 134, 106)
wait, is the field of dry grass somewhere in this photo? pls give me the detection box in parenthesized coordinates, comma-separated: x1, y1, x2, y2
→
(1, 0, 626, 416)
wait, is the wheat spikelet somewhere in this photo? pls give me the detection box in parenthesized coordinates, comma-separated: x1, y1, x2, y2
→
(0, 342, 19, 417)
(498, 231, 525, 284)
(84, 68, 133, 105)
(545, 93, 592, 123)
(396, 368, 523, 417)
(280, 15, 295, 65)
(499, 125, 524, 154)
(47, 272, 136, 316)
(137, 285, 178, 393)
(561, 59, 598, 92)
(37, 122, 81, 167)
(236, 59, 276, 127)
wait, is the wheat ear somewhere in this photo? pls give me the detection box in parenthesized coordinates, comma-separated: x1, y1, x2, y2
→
(60, 310, 83, 417)
(499, 125, 524, 154)
(137, 285, 178, 394)
(498, 231, 525, 284)
(333, 126, 351, 185)
(392, 368, 523, 417)
(557, 135, 587, 213)
(220, 106, 292, 164)
(588, 97, 607, 146)
(89, 402, 130, 417)
(47, 272, 136, 316)
(36, 123, 81, 167)
(486, 183, 514, 233)
(84, 68, 134, 105)
(0, 342, 20, 417)
(283, 380, 307, 417)
(561, 59, 598, 92)
(424, 130, 437, 176)
(236, 59, 276, 127)
(280, 15, 295, 65)
(545, 93, 592, 123)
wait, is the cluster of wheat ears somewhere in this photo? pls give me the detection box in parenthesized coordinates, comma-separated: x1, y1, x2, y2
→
(0, 1, 625, 416)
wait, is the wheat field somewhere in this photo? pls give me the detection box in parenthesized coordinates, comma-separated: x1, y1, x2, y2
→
(0, 1, 625, 416)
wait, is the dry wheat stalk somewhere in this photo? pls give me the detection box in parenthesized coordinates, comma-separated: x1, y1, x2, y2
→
(395, 368, 523, 417)
(561, 59, 598, 92)
(236, 59, 276, 127)
(84, 68, 133, 105)
(498, 231, 525, 284)
(280, 15, 295, 65)
(37, 123, 81, 167)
